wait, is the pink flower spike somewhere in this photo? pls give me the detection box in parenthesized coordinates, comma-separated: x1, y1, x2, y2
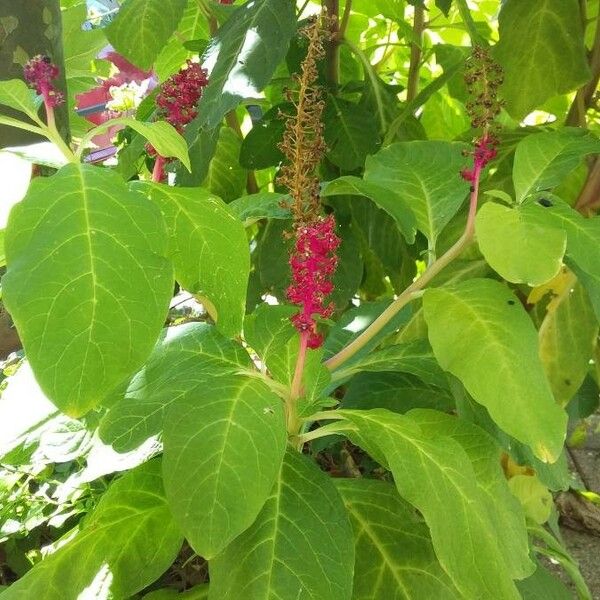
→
(23, 55, 64, 108)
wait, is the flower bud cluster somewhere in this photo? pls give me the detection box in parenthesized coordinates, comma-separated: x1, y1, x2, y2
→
(23, 55, 64, 108)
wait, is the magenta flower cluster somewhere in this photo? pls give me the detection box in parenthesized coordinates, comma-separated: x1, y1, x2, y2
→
(23, 55, 64, 108)
(287, 215, 340, 349)
(155, 59, 208, 133)
(460, 133, 497, 182)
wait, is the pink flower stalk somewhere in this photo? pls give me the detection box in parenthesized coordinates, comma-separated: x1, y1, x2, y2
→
(460, 133, 497, 182)
(23, 55, 64, 109)
(287, 215, 340, 349)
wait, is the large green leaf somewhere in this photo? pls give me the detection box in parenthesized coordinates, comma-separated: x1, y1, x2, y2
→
(62, 4, 106, 78)
(162, 374, 286, 559)
(229, 192, 290, 226)
(364, 141, 469, 245)
(202, 127, 246, 202)
(324, 96, 380, 171)
(194, 0, 297, 129)
(209, 449, 354, 600)
(99, 322, 252, 452)
(513, 130, 600, 202)
(177, 121, 222, 186)
(106, 0, 187, 70)
(475, 201, 567, 286)
(0, 460, 183, 599)
(137, 183, 249, 337)
(338, 409, 522, 599)
(517, 563, 573, 600)
(539, 279, 598, 405)
(322, 176, 416, 243)
(2, 164, 173, 417)
(422, 279, 567, 462)
(407, 409, 533, 579)
(335, 478, 460, 600)
(494, 0, 590, 119)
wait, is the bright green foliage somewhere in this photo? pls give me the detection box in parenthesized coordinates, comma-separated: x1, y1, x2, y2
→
(106, 0, 187, 70)
(194, 0, 297, 128)
(513, 129, 600, 201)
(423, 279, 567, 462)
(0, 460, 183, 599)
(209, 449, 354, 600)
(0, 80, 41, 123)
(335, 479, 460, 599)
(99, 322, 252, 452)
(495, 0, 590, 119)
(162, 374, 286, 558)
(339, 409, 525, 599)
(137, 183, 250, 336)
(364, 141, 469, 245)
(475, 201, 567, 285)
(2, 164, 173, 416)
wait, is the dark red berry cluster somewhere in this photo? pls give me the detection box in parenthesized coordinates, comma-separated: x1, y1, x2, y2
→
(23, 55, 64, 108)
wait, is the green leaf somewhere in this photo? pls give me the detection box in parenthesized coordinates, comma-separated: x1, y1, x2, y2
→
(0, 461, 183, 600)
(407, 409, 534, 579)
(144, 585, 209, 600)
(81, 118, 191, 171)
(343, 372, 454, 413)
(517, 563, 573, 600)
(364, 141, 469, 245)
(475, 201, 567, 286)
(508, 474, 552, 525)
(106, 0, 187, 70)
(332, 340, 448, 389)
(62, 4, 106, 78)
(513, 130, 600, 201)
(324, 96, 380, 171)
(99, 322, 252, 452)
(322, 176, 417, 244)
(209, 449, 354, 600)
(2, 164, 173, 417)
(202, 127, 246, 202)
(335, 478, 460, 600)
(229, 192, 290, 226)
(494, 0, 591, 119)
(0, 80, 42, 123)
(177, 121, 222, 186)
(194, 0, 297, 129)
(539, 279, 598, 405)
(338, 409, 522, 599)
(137, 183, 249, 337)
(239, 104, 287, 170)
(422, 279, 567, 462)
(162, 374, 286, 558)
(537, 200, 600, 321)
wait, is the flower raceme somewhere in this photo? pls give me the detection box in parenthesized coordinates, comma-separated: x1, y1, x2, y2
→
(460, 133, 498, 182)
(287, 216, 340, 349)
(23, 55, 64, 108)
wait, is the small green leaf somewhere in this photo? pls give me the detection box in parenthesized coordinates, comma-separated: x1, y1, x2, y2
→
(423, 279, 567, 462)
(194, 0, 297, 129)
(517, 563, 573, 600)
(364, 141, 469, 245)
(162, 374, 286, 558)
(0, 461, 183, 600)
(322, 176, 416, 243)
(2, 164, 174, 417)
(335, 478, 460, 599)
(475, 201, 567, 286)
(324, 96, 380, 171)
(137, 183, 249, 337)
(239, 104, 287, 170)
(99, 322, 252, 452)
(81, 118, 191, 171)
(513, 129, 600, 201)
(495, 0, 591, 119)
(106, 0, 187, 70)
(339, 409, 522, 599)
(229, 192, 290, 226)
(209, 449, 354, 600)
(0, 79, 42, 123)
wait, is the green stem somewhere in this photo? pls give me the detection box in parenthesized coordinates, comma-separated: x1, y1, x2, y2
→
(323, 0, 340, 88)
(455, 0, 486, 46)
(324, 164, 481, 372)
(406, 5, 425, 103)
(288, 331, 309, 434)
(343, 39, 386, 131)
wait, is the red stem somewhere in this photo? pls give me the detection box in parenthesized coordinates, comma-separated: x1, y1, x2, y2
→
(152, 155, 166, 183)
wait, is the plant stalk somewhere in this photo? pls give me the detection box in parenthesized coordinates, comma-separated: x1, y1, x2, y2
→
(288, 331, 309, 434)
(324, 164, 481, 371)
(406, 5, 425, 103)
(151, 155, 166, 182)
(323, 0, 340, 88)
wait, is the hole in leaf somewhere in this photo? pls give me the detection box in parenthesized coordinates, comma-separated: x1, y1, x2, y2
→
(537, 198, 553, 207)
(507, 299, 515, 305)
